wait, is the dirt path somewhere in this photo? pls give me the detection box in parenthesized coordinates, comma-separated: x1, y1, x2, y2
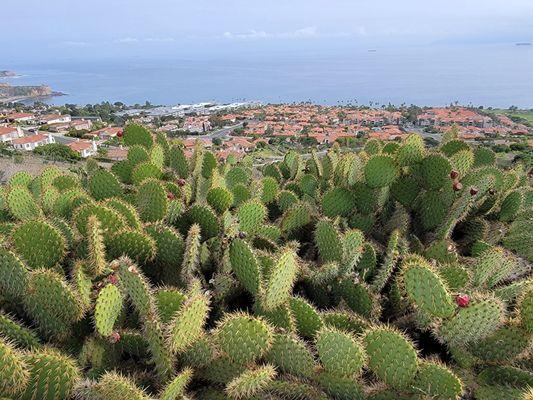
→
(0, 155, 80, 183)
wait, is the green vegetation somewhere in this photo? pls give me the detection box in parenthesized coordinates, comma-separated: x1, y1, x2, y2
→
(487, 108, 533, 126)
(33, 143, 81, 162)
(0, 129, 531, 400)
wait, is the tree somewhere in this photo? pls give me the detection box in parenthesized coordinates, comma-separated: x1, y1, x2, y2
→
(209, 115, 224, 128)
(233, 127, 245, 136)
(298, 136, 318, 147)
(33, 143, 80, 162)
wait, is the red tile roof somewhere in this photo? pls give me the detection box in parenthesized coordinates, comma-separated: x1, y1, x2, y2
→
(7, 112, 33, 119)
(68, 141, 93, 151)
(0, 126, 17, 135)
(12, 134, 48, 145)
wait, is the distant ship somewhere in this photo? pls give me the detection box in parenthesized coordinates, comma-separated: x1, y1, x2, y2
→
(516, 42, 532, 46)
(368, 49, 377, 52)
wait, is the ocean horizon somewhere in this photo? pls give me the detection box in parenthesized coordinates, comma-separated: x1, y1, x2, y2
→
(3, 43, 533, 108)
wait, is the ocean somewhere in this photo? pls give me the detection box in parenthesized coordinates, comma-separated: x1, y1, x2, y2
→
(3, 43, 533, 108)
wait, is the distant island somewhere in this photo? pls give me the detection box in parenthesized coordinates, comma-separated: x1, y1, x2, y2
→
(516, 42, 532, 46)
(0, 70, 18, 78)
(0, 70, 64, 102)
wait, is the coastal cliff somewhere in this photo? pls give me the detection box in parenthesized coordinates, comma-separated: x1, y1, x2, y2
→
(0, 83, 61, 102)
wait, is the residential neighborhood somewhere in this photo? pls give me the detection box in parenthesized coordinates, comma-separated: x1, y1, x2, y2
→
(0, 102, 531, 165)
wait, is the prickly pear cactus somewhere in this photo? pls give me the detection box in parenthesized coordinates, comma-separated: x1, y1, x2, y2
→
(0, 131, 530, 399)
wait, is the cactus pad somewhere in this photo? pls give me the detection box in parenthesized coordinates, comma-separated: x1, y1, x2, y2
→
(411, 361, 462, 400)
(438, 295, 505, 346)
(401, 259, 455, 318)
(21, 348, 80, 400)
(207, 187, 234, 214)
(12, 220, 66, 270)
(136, 179, 168, 222)
(229, 238, 261, 295)
(167, 292, 210, 353)
(94, 283, 123, 337)
(0, 338, 29, 397)
(315, 327, 366, 377)
(88, 169, 122, 200)
(363, 327, 418, 389)
(225, 364, 276, 399)
(7, 185, 41, 221)
(365, 155, 399, 188)
(215, 313, 273, 364)
(262, 248, 298, 310)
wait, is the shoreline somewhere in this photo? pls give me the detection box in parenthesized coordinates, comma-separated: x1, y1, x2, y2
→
(0, 91, 66, 104)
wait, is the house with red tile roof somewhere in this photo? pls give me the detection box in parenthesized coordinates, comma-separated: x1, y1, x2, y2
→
(224, 137, 255, 153)
(70, 119, 93, 131)
(368, 125, 407, 141)
(86, 127, 123, 141)
(11, 133, 55, 151)
(216, 149, 242, 161)
(67, 140, 98, 158)
(107, 147, 128, 161)
(417, 108, 492, 128)
(6, 112, 35, 123)
(0, 126, 23, 143)
(182, 116, 211, 133)
(496, 114, 515, 127)
(40, 114, 71, 125)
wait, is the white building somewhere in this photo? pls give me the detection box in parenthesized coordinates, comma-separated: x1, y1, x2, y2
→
(68, 139, 98, 158)
(6, 113, 35, 123)
(0, 126, 23, 143)
(11, 133, 55, 151)
(40, 114, 71, 125)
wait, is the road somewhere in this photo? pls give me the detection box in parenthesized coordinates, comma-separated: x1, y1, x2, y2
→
(185, 122, 245, 141)
(48, 133, 78, 145)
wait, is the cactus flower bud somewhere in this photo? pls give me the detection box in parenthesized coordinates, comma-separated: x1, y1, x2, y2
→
(456, 294, 470, 307)
(470, 187, 478, 196)
(108, 331, 121, 343)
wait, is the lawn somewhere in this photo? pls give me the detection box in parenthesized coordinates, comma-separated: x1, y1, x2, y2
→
(488, 108, 533, 125)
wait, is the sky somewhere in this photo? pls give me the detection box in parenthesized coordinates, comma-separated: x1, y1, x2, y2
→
(2, 0, 533, 62)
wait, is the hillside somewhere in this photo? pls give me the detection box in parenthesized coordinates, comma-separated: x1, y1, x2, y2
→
(0, 125, 531, 400)
(0, 82, 54, 101)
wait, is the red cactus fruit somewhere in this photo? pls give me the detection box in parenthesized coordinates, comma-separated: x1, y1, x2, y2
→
(456, 294, 470, 307)
(450, 170, 459, 179)
(108, 331, 121, 343)
(107, 274, 119, 285)
(167, 192, 175, 200)
(238, 231, 247, 239)
(177, 178, 186, 187)
(470, 187, 478, 196)
(117, 131, 123, 138)
(453, 181, 463, 191)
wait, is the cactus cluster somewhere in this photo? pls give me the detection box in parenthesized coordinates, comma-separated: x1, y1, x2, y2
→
(0, 126, 531, 399)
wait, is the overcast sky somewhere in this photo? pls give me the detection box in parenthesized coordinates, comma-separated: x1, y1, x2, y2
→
(2, 0, 533, 62)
